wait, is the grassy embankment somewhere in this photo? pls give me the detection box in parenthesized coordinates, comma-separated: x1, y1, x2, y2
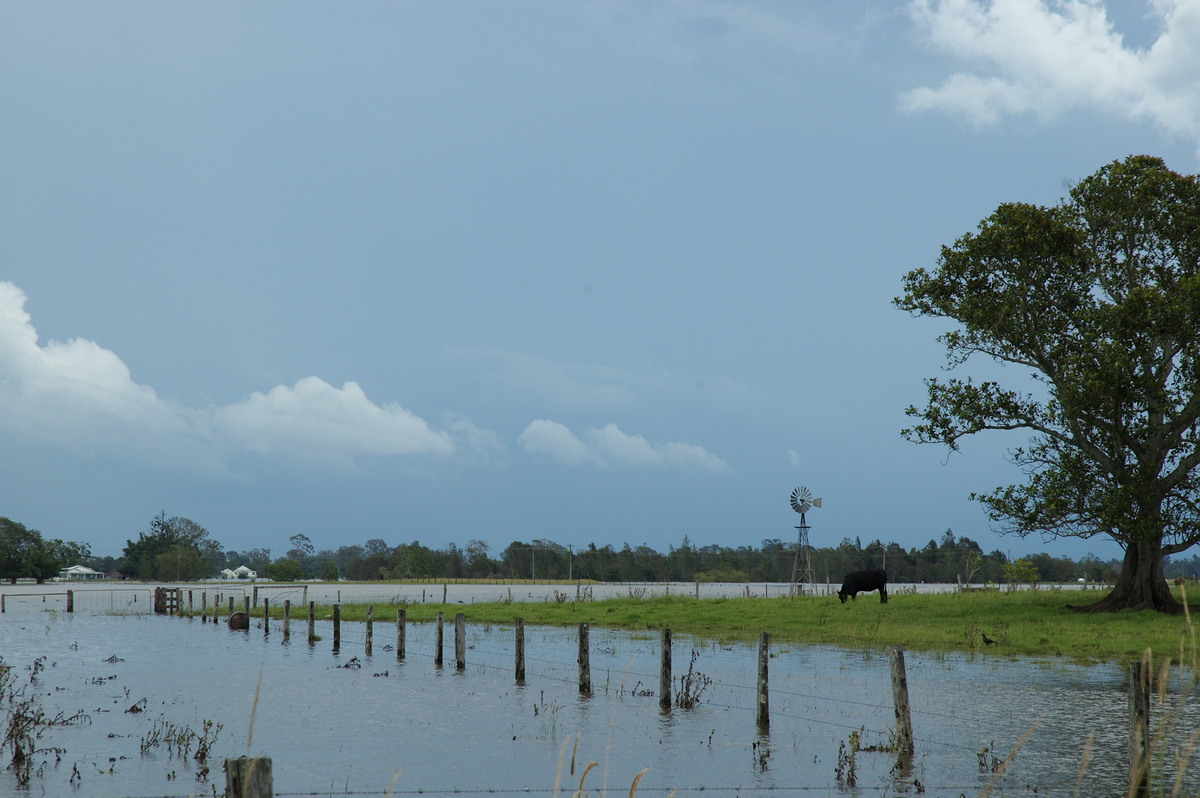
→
(248, 584, 1200, 665)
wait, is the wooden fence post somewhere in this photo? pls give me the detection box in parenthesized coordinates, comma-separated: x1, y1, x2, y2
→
(1129, 659, 1151, 797)
(262, 598, 269, 635)
(228, 597, 234, 616)
(225, 756, 273, 798)
(454, 612, 466, 670)
(253, 586, 259, 608)
(188, 590, 193, 616)
(888, 646, 915, 755)
(332, 604, 341, 653)
(396, 609, 406, 660)
(243, 596, 250, 618)
(660, 628, 672, 709)
(435, 612, 445, 666)
(515, 618, 525, 684)
(365, 606, 373, 657)
(307, 601, 315, 646)
(66, 590, 74, 613)
(756, 631, 769, 731)
(282, 600, 290, 640)
(578, 623, 591, 694)
(201, 591, 208, 624)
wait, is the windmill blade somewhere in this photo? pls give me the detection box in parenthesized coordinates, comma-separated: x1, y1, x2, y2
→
(790, 486, 814, 514)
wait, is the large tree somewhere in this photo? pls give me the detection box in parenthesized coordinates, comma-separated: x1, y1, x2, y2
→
(121, 512, 218, 581)
(896, 155, 1200, 613)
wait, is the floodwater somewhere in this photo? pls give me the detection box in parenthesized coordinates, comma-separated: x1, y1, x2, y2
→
(0, 583, 1195, 798)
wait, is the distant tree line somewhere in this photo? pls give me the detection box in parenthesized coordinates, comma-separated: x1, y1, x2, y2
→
(63, 513, 1161, 586)
(0, 517, 90, 584)
(24, 510, 1200, 587)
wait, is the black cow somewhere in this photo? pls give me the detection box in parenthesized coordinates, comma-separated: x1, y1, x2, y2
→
(837, 569, 888, 603)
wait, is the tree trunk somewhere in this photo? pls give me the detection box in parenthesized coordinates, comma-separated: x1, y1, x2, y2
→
(1069, 539, 1180, 613)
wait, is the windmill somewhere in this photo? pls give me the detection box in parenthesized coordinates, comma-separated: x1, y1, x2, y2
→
(789, 486, 821, 596)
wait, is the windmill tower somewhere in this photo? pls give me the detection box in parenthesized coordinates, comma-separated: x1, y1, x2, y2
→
(789, 486, 821, 596)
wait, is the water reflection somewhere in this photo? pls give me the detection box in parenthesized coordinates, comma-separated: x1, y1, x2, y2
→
(0, 594, 1196, 797)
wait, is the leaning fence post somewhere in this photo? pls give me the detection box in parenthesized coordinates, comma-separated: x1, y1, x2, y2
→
(455, 612, 466, 670)
(756, 631, 769, 731)
(515, 618, 525, 684)
(225, 756, 273, 798)
(660, 628, 672, 709)
(888, 646, 915, 755)
(1129, 659, 1151, 797)
(365, 606, 374, 657)
(578, 623, 592, 694)
(435, 612, 445, 666)
(396, 609, 406, 660)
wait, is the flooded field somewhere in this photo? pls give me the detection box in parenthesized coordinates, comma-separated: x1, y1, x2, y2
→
(0, 583, 1194, 797)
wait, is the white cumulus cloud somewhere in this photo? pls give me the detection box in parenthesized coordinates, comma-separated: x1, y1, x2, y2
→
(0, 281, 192, 453)
(518, 419, 730, 473)
(517, 420, 599, 467)
(215, 377, 454, 463)
(0, 281, 460, 471)
(902, 0, 1200, 149)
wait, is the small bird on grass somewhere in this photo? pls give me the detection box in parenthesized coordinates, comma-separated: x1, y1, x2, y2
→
(982, 633, 997, 645)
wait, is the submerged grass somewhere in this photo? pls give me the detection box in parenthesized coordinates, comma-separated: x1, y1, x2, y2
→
(246, 586, 1200, 664)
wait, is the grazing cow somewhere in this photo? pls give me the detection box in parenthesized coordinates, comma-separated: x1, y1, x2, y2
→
(837, 569, 888, 603)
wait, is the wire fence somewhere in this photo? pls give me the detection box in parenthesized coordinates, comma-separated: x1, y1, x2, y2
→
(1, 584, 1170, 797)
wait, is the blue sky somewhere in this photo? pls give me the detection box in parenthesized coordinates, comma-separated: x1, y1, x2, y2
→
(2, 1, 1198, 563)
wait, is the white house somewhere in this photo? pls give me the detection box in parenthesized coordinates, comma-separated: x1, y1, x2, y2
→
(221, 565, 257, 580)
(58, 564, 104, 581)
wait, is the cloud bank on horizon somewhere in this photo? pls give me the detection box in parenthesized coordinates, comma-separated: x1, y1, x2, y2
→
(0, 282, 729, 476)
(903, 0, 1200, 151)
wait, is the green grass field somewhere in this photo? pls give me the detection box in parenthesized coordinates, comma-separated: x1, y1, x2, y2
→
(253, 585, 1200, 665)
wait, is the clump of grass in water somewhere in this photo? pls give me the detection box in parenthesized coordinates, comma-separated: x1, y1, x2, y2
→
(675, 649, 712, 709)
(139, 716, 223, 782)
(0, 656, 91, 788)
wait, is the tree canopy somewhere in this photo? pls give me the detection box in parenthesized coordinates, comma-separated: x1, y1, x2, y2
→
(120, 512, 218, 581)
(896, 155, 1200, 612)
(0, 517, 90, 583)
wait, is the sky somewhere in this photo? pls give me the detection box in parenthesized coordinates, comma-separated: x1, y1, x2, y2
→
(2, 1, 1199, 564)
